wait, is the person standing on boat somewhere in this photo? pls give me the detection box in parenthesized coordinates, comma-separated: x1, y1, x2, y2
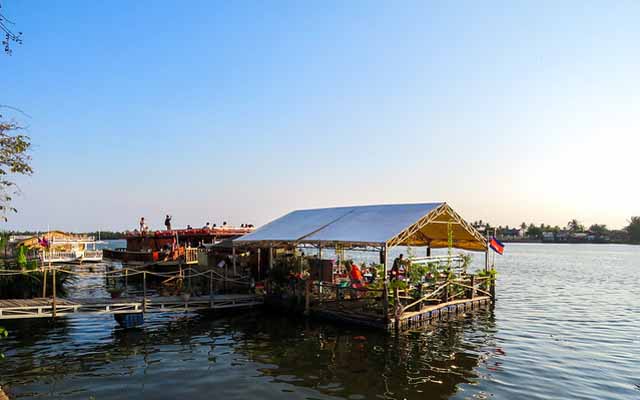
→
(139, 217, 145, 232)
(165, 215, 172, 231)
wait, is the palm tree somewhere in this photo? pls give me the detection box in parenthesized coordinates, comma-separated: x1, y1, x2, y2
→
(567, 219, 584, 233)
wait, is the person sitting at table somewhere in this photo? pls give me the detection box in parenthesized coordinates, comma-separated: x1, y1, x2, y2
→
(350, 262, 364, 285)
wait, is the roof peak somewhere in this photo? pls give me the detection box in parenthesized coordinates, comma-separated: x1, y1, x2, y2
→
(293, 202, 445, 213)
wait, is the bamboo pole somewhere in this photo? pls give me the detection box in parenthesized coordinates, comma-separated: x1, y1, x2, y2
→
(42, 265, 47, 298)
(209, 269, 213, 307)
(256, 248, 261, 280)
(142, 271, 147, 312)
(304, 279, 311, 316)
(52, 267, 57, 319)
(470, 275, 476, 299)
(382, 244, 389, 321)
(232, 246, 236, 275)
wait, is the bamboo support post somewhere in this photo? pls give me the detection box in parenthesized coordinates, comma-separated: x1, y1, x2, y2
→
(382, 245, 389, 321)
(124, 268, 128, 295)
(443, 281, 449, 303)
(42, 266, 47, 298)
(257, 248, 261, 280)
(209, 270, 214, 306)
(393, 286, 401, 324)
(470, 275, 476, 299)
(232, 246, 236, 275)
(304, 279, 311, 315)
(52, 268, 57, 319)
(143, 271, 147, 312)
(224, 261, 228, 293)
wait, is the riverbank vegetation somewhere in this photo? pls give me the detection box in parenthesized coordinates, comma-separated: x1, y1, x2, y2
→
(472, 217, 640, 244)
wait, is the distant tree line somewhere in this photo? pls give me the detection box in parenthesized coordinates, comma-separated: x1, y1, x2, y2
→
(3, 230, 127, 240)
(471, 217, 640, 244)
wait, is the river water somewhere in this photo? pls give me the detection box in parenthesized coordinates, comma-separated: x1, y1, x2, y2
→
(1, 244, 639, 399)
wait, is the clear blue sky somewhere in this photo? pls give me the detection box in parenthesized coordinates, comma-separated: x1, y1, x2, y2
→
(2, 0, 638, 231)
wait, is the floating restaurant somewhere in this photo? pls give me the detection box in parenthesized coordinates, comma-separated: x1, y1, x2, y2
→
(0, 202, 496, 332)
(234, 202, 495, 330)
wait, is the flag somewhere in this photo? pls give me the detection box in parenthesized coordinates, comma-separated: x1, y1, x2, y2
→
(38, 237, 50, 248)
(489, 236, 504, 255)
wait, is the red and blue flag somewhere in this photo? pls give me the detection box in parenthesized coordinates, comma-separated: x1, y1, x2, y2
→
(489, 237, 504, 255)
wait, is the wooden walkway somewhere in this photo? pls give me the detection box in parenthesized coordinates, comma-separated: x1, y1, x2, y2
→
(0, 294, 263, 320)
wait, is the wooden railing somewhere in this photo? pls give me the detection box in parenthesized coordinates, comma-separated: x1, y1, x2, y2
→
(185, 247, 199, 264)
(83, 250, 103, 259)
(42, 251, 78, 262)
(399, 275, 492, 314)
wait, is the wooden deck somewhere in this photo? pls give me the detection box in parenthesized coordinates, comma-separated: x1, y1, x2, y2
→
(392, 296, 491, 330)
(0, 294, 263, 320)
(308, 296, 492, 330)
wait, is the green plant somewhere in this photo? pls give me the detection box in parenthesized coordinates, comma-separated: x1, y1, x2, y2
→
(388, 280, 408, 291)
(460, 253, 472, 272)
(0, 326, 7, 360)
(407, 263, 429, 284)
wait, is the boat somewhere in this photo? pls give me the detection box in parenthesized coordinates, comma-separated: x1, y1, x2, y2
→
(10, 231, 104, 264)
(102, 226, 253, 268)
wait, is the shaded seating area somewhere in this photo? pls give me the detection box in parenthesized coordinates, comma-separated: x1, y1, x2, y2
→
(233, 202, 494, 330)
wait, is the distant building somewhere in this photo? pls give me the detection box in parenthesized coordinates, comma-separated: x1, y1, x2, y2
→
(542, 231, 555, 242)
(501, 228, 525, 240)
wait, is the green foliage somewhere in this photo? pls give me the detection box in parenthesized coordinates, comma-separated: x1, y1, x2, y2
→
(460, 253, 472, 271)
(0, 115, 32, 220)
(588, 224, 608, 236)
(567, 219, 585, 233)
(626, 217, 640, 243)
(407, 263, 429, 284)
(388, 280, 408, 291)
(0, 325, 6, 360)
(526, 223, 543, 239)
(477, 268, 497, 290)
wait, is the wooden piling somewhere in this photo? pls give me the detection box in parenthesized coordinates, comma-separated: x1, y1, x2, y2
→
(470, 275, 476, 299)
(304, 279, 311, 315)
(52, 268, 57, 319)
(142, 271, 147, 312)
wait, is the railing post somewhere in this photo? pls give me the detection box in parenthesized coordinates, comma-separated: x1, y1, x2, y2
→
(443, 281, 449, 303)
(52, 267, 57, 319)
(209, 269, 214, 307)
(42, 265, 47, 298)
(490, 275, 496, 300)
(143, 271, 147, 312)
(382, 245, 389, 322)
(304, 279, 311, 316)
(124, 268, 128, 296)
(470, 275, 476, 299)
(393, 286, 401, 327)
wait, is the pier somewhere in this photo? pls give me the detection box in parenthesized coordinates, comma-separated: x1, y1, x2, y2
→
(0, 294, 262, 320)
(0, 265, 263, 324)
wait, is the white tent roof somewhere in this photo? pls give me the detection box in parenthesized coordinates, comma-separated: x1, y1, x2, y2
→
(235, 202, 487, 251)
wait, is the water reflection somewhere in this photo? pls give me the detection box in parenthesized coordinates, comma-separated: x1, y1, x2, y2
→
(1, 308, 497, 399)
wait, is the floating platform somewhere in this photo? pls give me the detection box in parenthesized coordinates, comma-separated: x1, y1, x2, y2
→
(0, 294, 262, 320)
(309, 296, 491, 330)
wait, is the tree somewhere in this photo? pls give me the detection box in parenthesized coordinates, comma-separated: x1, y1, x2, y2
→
(626, 217, 640, 243)
(1, 2, 22, 55)
(0, 115, 32, 220)
(588, 224, 608, 237)
(567, 219, 584, 233)
(526, 223, 542, 239)
(0, 4, 30, 219)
